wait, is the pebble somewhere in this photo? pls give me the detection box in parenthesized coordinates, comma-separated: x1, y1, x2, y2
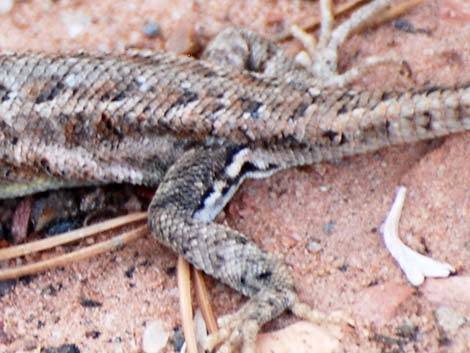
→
(323, 221, 336, 236)
(143, 320, 169, 353)
(307, 240, 322, 253)
(62, 11, 91, 38)
(435, 306, 466, 333)
(0, 0, 13, 14)
(165, 19, 199, 55)
(0, 279, 16, 297)
(143, 21, 161, 38)
(37, 344, 81, 353)
(257, 321, 340, 353)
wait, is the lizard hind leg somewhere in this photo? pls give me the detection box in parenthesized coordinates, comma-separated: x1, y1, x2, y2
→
(147, 145, 333, 352)
(202, 27, 304, 79)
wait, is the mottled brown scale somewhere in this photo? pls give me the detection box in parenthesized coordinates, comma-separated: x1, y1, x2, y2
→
(0, 50, 466, 179)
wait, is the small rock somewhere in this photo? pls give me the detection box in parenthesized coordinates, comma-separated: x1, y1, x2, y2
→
(0, 280, 16, 297)
(353, 282, 415, 323)
(323, 221, 336, 236)
(85, 330, 101, 339)
(143, 21, 161, 38)
(143, 320, 169, 353)
(171, 326, 185, 353)
(23, 337, 37, 350)
(396, 320, 418, 340)
(80, 298, 102, 308)
(257, 321, 340, 353)
(422, 277, 470, 315)
(307, 240, 322, 253)
(435, 306, 466, 333)
(125, 265, 136, 279)
(62, 11, 91, 38)
(194, 309, 208, 351)
(0, 0, 13, 14)
(0, 320, 7, 343)
(165, 19, 199, 55)
(41, 344, 80, 353)
(393, 18, 416, 33)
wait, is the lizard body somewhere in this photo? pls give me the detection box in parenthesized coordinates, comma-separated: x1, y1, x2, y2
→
(1, 50, 468, 196)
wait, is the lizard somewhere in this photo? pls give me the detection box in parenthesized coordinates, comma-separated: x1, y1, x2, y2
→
(0, 0, 468, 352)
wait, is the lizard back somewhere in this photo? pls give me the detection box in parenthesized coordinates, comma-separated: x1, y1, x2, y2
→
(0, 51, 469, 195)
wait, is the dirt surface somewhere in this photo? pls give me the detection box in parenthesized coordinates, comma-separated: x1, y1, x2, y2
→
(0, 1, 469, 352)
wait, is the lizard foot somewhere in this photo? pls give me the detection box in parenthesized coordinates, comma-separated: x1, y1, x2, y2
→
(292, 0, 408, 87)
(205, 290, 348, 353)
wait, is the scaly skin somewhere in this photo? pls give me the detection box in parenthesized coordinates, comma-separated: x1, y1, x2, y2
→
(0, 51, 468, 196)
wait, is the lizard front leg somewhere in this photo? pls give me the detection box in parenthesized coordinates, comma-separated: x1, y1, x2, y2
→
(147, 145, 331, 353)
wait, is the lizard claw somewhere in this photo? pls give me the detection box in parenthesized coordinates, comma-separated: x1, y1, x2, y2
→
(204, 289, 284, 353)
(205, 317, 259, 353)
(291, 0, 410, 87)
(291, 301, 353, 327)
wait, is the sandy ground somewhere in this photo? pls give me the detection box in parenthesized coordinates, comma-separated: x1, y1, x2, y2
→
(0, 0, 469, 352)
